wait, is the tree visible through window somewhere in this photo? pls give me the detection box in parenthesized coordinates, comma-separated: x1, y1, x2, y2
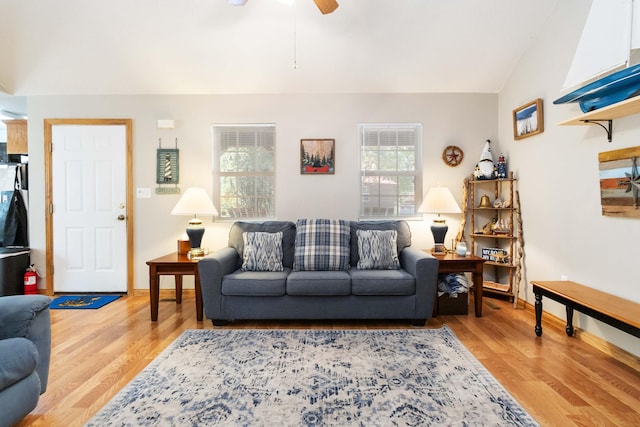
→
(359, 123, 422, 218)
(212, 124, 275, 219)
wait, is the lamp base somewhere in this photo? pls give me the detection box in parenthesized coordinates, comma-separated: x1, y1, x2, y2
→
(188, 247, 205, 259)
(431, 244, 447, 255)
(431, 218, 449, 254)
(186, 218, 206, 259)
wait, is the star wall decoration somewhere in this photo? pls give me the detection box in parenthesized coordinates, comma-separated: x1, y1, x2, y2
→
(619, 156, 640, 208)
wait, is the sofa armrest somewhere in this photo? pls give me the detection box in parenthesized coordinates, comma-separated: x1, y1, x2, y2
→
(400, 248, 439, 318)
(198, 247, 240, 319)
(0, 295, 51, 393)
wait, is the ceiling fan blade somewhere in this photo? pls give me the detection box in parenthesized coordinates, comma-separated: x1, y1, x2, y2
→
(313, 0, 339, 14)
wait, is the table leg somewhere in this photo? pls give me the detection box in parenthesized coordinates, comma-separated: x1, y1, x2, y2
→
(149, 265, 159, 321)
(473, 265, 483, 317)
(195, 270, 203, 321)
(565, 305, 574, 336)
(432, 288, 439, 317)
(175, 275, 183, 304)
(534, 292, 542, 336)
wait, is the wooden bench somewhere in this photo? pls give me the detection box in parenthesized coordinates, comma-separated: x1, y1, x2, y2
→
(531, 280, 640, 338)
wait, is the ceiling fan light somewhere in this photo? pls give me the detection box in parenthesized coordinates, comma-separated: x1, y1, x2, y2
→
(228, 0, 248, 6)
(313, 0, 338, 14)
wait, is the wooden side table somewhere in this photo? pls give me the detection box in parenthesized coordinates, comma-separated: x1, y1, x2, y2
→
(146, 252, 203, 321)
(432, 252, 486, 317)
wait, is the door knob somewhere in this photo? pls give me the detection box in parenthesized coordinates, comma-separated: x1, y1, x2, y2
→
(117, 214, 126, 221)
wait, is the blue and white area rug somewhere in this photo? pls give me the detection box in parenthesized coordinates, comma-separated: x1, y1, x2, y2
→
(86, 327, 538, 426)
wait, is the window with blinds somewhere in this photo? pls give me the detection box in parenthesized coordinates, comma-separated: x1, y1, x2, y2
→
(212, 124, 276, 219)
(359, 123, 422, 219)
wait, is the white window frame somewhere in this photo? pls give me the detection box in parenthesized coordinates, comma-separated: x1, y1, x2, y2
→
(212, 124, 276, 220)
(358, 123, 423, 220)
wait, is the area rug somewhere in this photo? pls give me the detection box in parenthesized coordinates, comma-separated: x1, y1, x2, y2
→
(50, 295, 121, 309)
(86, 327, 538, 426)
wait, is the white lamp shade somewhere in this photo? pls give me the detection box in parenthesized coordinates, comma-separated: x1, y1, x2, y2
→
(418, 187, 461, 214)
(171, 188, 218, 217)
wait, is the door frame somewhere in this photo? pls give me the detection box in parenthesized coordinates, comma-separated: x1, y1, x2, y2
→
(44, 118, 134, 295)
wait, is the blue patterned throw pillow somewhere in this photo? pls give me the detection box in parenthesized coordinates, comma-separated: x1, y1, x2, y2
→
(293, 219, 351, 271)
(242, 231, 284, 272)
(356, 229, 400, 270)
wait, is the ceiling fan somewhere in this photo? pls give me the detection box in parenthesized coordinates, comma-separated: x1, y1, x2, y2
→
(228, 0, 339, 15)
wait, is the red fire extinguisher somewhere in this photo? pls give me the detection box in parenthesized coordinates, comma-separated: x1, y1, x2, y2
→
(24, 265, 38, 295)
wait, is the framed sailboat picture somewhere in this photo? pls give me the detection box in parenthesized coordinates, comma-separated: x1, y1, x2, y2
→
(513, 99, 544, 140)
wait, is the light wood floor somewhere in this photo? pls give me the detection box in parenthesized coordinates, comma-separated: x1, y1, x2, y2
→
(16, 293, 640, 427)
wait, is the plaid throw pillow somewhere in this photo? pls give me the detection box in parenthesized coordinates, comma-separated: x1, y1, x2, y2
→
(356, 229, 400, 270)
(241, 231, 284, 272)
(293, 219, 351, 271)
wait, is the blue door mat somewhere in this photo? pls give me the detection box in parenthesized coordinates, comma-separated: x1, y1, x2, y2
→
(50, 295, 121, 309)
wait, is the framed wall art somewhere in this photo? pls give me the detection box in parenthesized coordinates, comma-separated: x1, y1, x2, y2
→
(300, 139, 335, 174)
(156, 148, 179, 184)
(513, 98, 544, 140)
(598, 145, 640, 218)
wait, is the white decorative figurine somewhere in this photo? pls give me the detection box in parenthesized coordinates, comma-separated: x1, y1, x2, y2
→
(475, 139, 495, 180)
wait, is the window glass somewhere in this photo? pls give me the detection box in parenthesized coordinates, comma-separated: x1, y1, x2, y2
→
(213, 124, 276, 219)
(359, 123, 422, 219)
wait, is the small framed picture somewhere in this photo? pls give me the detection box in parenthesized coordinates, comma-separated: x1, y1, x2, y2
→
(156, 148, 179, 184)
(300, 139, 335, 174)
(513, 98, 544, 140)
(481, 247, 510, 264)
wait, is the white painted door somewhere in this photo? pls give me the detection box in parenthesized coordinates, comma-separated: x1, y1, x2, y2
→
(52, 125, 127, 292)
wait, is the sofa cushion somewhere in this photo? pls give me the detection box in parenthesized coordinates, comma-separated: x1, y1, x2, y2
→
(356, 229, 400, 270)
(350, 268, 416, 295)
(286, 271, 351, 295)
(229, 221, 296, 269)
(350, 221, 411, 267)
(221, 269, 289, 296)
(293, 219, 351, 271)
(0, 337, 38, 391)
(241, 231, 284, 272)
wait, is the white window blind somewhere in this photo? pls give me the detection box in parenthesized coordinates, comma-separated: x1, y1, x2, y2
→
(359, 123, 422, 219)
(212, 124, 276, 219)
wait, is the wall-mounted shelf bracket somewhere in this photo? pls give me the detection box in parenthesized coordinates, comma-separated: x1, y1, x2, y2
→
(582, 119, 613, 142)
(557, 95, 640, 143)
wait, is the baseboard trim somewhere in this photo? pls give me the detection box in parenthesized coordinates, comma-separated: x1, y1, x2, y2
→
(519, 298, 640, 373)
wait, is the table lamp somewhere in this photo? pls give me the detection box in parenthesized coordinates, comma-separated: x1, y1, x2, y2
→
(418, 186, 461, 254)
(171, 188, 218, 259)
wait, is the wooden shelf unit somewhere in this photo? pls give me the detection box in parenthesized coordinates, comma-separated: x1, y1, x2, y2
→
(468, 172, 519, 301)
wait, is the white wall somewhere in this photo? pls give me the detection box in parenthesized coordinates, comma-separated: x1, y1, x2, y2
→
(500, 0, 640, 356)
(26, 93, 497, 296)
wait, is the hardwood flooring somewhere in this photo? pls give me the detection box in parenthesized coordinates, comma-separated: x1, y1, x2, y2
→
(16, 293, 640, 427)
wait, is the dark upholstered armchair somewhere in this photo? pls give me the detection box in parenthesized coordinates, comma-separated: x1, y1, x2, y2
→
(0, 295, 52, 427)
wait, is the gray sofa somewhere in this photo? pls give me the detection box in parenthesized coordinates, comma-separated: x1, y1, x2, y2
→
(0, 295, 52, 427)
(198, 220, 439, 326)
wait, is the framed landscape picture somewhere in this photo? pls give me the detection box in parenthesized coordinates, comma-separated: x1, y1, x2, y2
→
(300, 139, 335, 174)
(513, 98, 544, 140)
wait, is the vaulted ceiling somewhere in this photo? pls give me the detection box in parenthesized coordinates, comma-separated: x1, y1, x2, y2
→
(0, 0, 561, 96)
